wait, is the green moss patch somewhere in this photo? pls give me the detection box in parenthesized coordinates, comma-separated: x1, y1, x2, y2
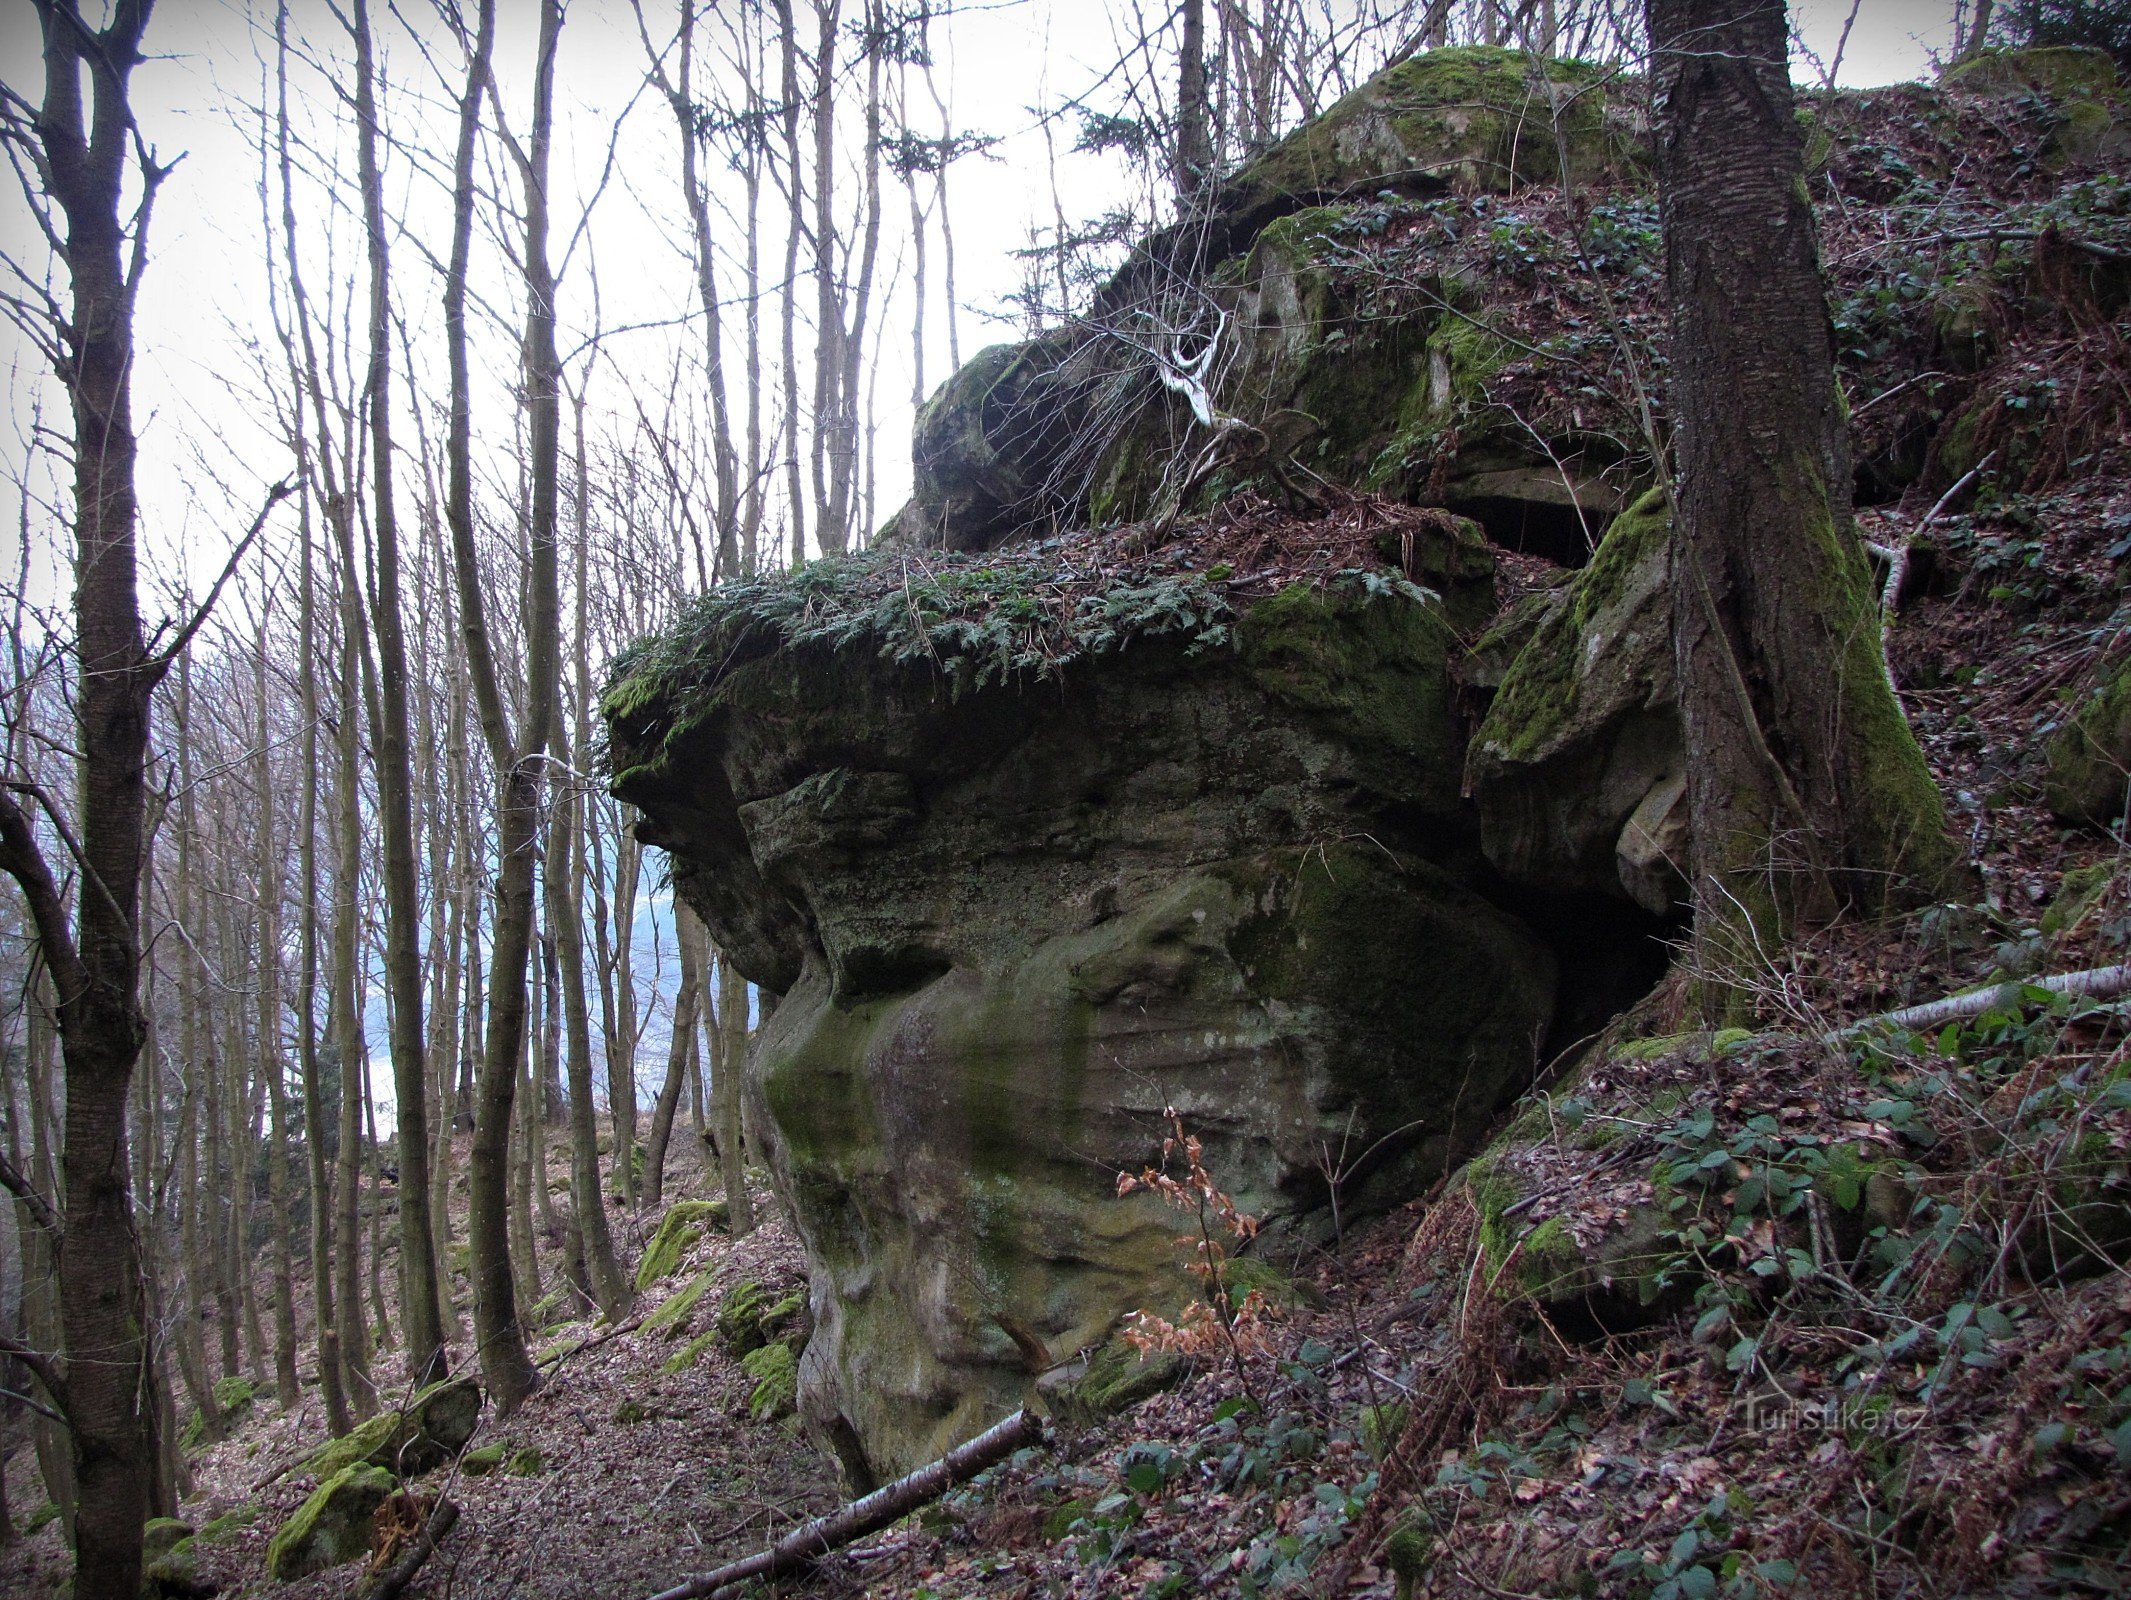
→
(266, 1463, 397, 1581)
(740, 1342, 799, 1422)
(637, 1199, 728, 1288)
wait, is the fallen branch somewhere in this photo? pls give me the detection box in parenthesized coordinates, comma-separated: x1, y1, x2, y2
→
(1832, 961, 2131, 1042)
(645, 1408, 1046, 1600)
(356, 1498, 460, 1600)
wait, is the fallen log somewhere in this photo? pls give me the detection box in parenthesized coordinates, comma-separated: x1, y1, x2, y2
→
(1833, 961, 2131, 1042)
(645, 1408, 1046, 1600)
(356, 1497, 460, 1600)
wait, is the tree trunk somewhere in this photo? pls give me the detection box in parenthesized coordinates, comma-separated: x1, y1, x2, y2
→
(1176, 0, 1213, 200)
(0, 8, 171, 1589)
(348, 0, 448, 1386)
(641, 909, 702, 1212)
(331, 569, 378, 1417)
(254, 619, 302, 1410)
(714, 953, 754, 1236)
(1649, 0, 1960, 1018)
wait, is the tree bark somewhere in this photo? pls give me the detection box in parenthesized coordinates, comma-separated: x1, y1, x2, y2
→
(348, 0, 448, 1386)
(1649, 0, 1960, 1017)
(1176, 0, 1213, 200)
(0, 5, 164, 1589)
(713, 951, 754, 1236)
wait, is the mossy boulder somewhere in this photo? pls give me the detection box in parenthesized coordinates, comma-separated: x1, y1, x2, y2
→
(1945, 46, 2127, 166)
(715, 1280, 807, 1356)
(890, 50, 1641, 553)
(1468, 489, 1684, 912)
(504, 1445, 547, 1477)
(141, 1518, 191, 1566)
(637, 1198, 729, 1288)
(1050, 1339, 1190, 1423)
(459, 1442, 508, 1478)
(2046, 658, 2131, 825)
(741, 1342, 800, 1422)
(265, 1463, 397, 1581)
(302, 1375, 483, 1480)
(179, 1374, 257, 1451)
(643, 1264, 718, 1336)
(660, 1328, 723, 1376)
(609, 566, 1563, 1485)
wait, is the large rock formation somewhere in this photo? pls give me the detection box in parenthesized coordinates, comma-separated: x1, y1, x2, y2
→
(608, 39, 2128, 1490)
(886, 47, 1644, 555)
(606, 533, 1598, 1483)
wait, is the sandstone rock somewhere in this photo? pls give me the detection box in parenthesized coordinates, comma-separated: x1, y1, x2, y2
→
(888, 50, 1642, 555)
(741, 1342, 799, 1423)
(303, 1375, 482, 1480)
(1468, 490, 1685, 911)
(2046, 656, 2131, 825)
(609, 562, 1560, 1483)
(636, 1198, 729, 1288)
(265, 1463, 396, 1581)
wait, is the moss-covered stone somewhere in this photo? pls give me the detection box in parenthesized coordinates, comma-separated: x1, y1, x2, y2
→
(741, 1342, 799, 1423)
(142, 1518, 192, 1565)
(194, 1505, 257, 1544)
(714, 1280, 805, 1356)
(504, 1445, 547, 1477)
(1469, 490, 1683, 910)
(610, 572, 1563, 1482)
(660, 1328, 723, 1377)
(265, 1463, 396, 1580)
(2047, 659, 2131, 825)
(636, 1198, 728, 1288)
(1945, 44, 2120, 101)
(459, 1442, 508, 1478)
(643, 1264, 718, 1336)
(302, 1376, 483, 1480)
(1384, 1513, 1438, 1597)
(1053, 1340, 1190, 1423)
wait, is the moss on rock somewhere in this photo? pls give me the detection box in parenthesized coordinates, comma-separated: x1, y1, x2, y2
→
(741, 1342, 799, 1423)
(265, 1463, 397, 1581)
(302, 1375, 482, 1480)
(637, 1200, 728, 1289)
(2047, 658, 2131, 825)
(1468, 489, 1682, 909)
(1054, 1339, 1189, 1423)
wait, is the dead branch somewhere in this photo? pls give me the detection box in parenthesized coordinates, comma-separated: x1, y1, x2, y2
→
(355, 1497, 460, 1600)
(644, 1408, 1046, 1600)
(1834, 962, 2131, 1043)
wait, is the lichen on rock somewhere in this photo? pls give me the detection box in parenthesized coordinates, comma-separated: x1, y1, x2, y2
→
(607, 524, 1575, 1485)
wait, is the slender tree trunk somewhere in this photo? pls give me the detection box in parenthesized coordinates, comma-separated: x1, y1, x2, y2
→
(641, 908, 701, 1212)
(447, 0, 546, 1414)
(17, 973, 72, 1535)
(331, 572, 378, 1417)
(254, 619, 302, 1409)
(1649, 0, 1960, 1019)
(1176, 0, 1213, 199)
(714, 951, 755, 1235)
(348, 0, 447, 1385)
(0, 8, 167, 1588)
(778, 0, 808, 566)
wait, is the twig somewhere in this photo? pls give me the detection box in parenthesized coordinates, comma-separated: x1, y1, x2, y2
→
(356, 1498, 460, 1600)
(643, 1409, 1046, 1600)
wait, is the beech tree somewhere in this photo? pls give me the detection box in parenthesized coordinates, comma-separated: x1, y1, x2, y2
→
(0, 1, 284, 1587)
(1648, 0, 1961, 1008)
